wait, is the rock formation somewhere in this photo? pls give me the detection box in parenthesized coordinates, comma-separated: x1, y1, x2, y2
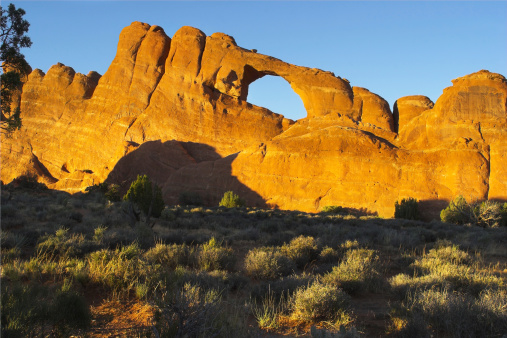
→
(1, 22, 506, 219)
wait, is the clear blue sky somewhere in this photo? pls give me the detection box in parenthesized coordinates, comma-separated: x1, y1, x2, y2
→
(10, 1, 507, 121)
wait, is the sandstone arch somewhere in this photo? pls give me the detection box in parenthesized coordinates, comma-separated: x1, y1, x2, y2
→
(2, 22, 505, 219)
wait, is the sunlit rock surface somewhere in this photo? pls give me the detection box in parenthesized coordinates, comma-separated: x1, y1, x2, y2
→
(2, 22, 506, 218)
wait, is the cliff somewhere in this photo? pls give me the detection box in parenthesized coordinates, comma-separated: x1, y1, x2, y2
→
(2, 22, 506, 218)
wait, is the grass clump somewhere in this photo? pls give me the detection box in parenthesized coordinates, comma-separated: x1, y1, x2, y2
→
(219, 191, 245, 208)
(245, 247, 296, 279)
(394, 197, 419, 220)
(390, 288, 507, 337)
(281, 235, 319, 269)
(144, 242, 194, 270)
(1, 281, 91, 337)
(323, 248, 382, 295)
(390, 243, 504, 297)
(290, 281, 352, 325)
(197, 237, 236, 272)
(252, 288, 287, 331)
(88, 242, 145, 292)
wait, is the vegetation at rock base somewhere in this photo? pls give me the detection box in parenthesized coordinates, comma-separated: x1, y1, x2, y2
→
(321, 205, 345, 214)
(441, 195, 507, 227)
(1, 182, 506, 336)
(1, 3, 32, 135)
(394, 197, 419, 220)
(219, 190, 245, 208)
(123, 174, 165, 219)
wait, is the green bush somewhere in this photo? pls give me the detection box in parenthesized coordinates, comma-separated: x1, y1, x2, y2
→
(12, 173, 48, 190)
(280, 235, 319, 269)
(394, 198, 419, 220)
(219, 191, 245, 208)
(440, 196, 474, 225)
(123, 175, 165, 218)
(245, 247, 296, 279)
(441, 196, 507, 227)
(105, 184, 121, 202)
(291, 281, 351, 323)
(321, 205, 345, 214)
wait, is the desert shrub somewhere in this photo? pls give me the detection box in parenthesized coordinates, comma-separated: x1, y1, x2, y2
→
(179, 191, 203, 206)
(319, 246, 341, 263)
(440, 196, 471, 225)
(1, 283, 49, 336)
(93, 225, 108, 243)
(197, 237, 236, 272)
(390, 243, 504, 298)
(1, 204, 16, 218)
(156, 282, 225, 337)
(252, 288, 286, 331)
(12, 173, 48, 190)
(50, 281, 92, 335)
(123, 175, 165, 218)
(475, 200, 507, 228)
(281, 235, 319, 269)
(167, 266, 247, 293)
(36, 227, 89, 258)
(104, 184, 121, 202)
(85, 182, 108, 195)
(439, 196, 506, 227)
(291, 281, 351, 323)
(323, 248, 382, 295)
(392, 287, 507, 337)
(321, 205, 345, 214)
(88, 243, 145, 291)
(144, 243, 194, 270)
(394, 198, 419, 220)
(245, 247, 296, 279)
(250, 274, 313, 302)
(219, 191, 245, 208)
(1, 281, 90, 337)
(161, 207, 177, 221)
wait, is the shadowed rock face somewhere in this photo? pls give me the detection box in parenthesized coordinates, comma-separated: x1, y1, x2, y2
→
(1, 22, 506, 218)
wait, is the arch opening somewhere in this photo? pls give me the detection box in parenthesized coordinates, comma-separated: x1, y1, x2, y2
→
(246, 74, 307, 121)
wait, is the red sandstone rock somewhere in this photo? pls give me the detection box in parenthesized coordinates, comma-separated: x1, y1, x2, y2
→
(1, 22, 505, 219)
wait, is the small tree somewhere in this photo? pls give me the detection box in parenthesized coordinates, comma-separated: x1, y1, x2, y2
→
(1, 3, 32, 135)
(394, 197, 420, 220)
(123, 175, 165, 222)
(219, 191, 245, 208)
(440, 196, 473, 225)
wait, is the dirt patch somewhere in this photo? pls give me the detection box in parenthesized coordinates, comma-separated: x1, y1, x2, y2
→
(88, 299, 156, 337)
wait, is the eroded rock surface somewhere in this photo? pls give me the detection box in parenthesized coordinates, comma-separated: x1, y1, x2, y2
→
(2, 22, 505, 218)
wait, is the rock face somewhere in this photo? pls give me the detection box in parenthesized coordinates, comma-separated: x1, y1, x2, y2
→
(2, 22, 506, 219)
